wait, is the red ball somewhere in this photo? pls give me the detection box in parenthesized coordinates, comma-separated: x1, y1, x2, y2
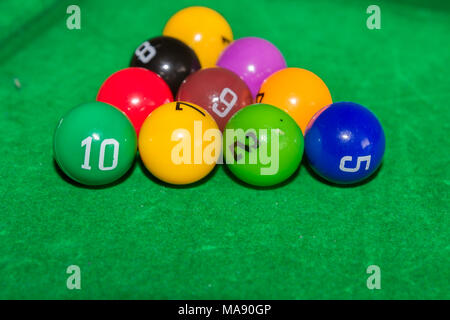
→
(176, 67, 253, 131)
(97, 67, 173, 135)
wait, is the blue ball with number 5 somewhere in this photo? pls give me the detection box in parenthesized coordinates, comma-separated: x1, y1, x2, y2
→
(304, 102, 385, 185)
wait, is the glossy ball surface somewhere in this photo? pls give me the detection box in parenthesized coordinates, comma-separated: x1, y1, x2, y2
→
(130, 36, 200, 96)
(257, 68, 332, 133)
(54, 102, 137, 186)
(139, 101, 220, 185)
(216, 37, 286, 98)
(223, 104, 303, 187)
(163, 6, 233, 68)
(176, 67, 252, 131)
(304, 102, 385, 184)
(97, 67, 173, 136)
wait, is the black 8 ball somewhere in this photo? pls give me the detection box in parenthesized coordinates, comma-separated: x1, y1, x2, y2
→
(130, 36, 201, 96)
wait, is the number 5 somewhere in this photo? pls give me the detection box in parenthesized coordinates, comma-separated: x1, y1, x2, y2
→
(339, 155, 371, 172)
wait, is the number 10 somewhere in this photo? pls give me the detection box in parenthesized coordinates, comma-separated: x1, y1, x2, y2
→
(81, 136, 119, 171)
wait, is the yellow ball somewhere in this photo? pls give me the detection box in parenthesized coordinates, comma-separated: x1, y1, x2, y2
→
(163, 6, 233, 68)
(257, 68, 332, 134)
(139, 101, 221, 185)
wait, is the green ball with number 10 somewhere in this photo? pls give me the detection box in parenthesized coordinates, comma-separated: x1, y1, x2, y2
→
(53, 102, 137, 186)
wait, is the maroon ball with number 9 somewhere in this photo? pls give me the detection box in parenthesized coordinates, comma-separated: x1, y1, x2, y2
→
(176, 67, 253, 131)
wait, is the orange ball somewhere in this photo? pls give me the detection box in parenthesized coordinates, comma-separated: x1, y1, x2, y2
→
(257, 68, 332, 133)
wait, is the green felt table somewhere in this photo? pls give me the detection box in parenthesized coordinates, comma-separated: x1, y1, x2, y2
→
(0, 0, 449, 300)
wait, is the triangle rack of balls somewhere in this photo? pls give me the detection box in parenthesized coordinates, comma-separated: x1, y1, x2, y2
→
(54, 6, 385, 188)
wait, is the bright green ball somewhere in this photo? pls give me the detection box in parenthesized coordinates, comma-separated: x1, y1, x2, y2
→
(54, 102, 137, 186)
(223, 103, 304, 187)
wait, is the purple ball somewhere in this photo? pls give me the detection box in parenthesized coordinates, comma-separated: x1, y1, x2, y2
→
(216, 37, 287, 98)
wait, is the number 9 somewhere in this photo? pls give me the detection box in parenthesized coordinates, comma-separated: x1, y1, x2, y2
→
(212, 87, 237, 117)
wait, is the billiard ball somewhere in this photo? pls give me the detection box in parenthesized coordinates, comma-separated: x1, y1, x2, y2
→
(139, 101, 220, 185)
(257, 67, 332, 133)
(163, 6, 233, 68)
(223, 104, 303, 187)
(216, 37, 286, 98)
(53, 102, 137, 186)
(176, 67, 252, 131)
(304, 102, 385, 184)
(97, 67, 173, 136)
(130, 36, 200, 96)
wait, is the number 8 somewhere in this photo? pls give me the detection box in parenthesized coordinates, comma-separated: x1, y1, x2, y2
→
(135, 41, 156, 64)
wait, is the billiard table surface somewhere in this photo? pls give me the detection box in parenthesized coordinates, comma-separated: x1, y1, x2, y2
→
(0, 0, 448, 299)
